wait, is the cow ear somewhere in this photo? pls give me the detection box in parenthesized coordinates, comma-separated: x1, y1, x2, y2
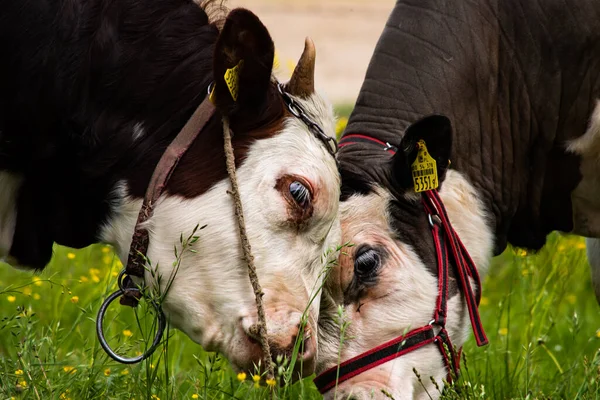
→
(212, 8, 274, 118)
(391, 115, 453, 190)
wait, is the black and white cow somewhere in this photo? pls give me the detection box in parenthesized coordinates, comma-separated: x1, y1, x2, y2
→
(0, 0, 341, 377)
(317, 0, 600, 398)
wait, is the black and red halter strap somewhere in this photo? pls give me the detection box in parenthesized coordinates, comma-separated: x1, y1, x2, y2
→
(314, 134, 488, 394)
(339, 134, 398, 154)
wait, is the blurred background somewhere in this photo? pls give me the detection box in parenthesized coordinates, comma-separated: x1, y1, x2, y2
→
(231, 0, 396, 104)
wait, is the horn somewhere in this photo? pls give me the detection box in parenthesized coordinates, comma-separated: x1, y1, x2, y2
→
(286, 37, 316, 98)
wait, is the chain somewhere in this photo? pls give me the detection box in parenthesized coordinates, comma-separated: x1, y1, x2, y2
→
(277, 84, 338, 158)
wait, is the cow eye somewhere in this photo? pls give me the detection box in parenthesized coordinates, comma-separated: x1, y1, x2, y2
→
(289, 181, 311, 208)
(354, 246, 381, 279)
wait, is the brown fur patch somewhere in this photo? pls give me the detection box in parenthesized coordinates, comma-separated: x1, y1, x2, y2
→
(166, 93, 287, 198)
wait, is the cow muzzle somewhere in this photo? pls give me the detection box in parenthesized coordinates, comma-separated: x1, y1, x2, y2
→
(240, 307, 316, 379)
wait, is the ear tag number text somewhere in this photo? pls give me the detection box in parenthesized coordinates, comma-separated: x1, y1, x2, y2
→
(411, 139, 438, 193)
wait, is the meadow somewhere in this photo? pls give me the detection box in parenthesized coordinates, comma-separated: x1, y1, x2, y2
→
(1, 115, 599, 400)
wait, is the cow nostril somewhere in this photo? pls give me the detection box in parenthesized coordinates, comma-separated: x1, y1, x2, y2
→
(244, 323, 262, 344)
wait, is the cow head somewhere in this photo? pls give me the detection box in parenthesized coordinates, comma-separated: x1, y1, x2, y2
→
(100, 10, 341, 378)
(317, 116, 494, 398)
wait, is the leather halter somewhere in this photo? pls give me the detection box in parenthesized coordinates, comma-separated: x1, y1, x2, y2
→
(313, 135, 488, 394)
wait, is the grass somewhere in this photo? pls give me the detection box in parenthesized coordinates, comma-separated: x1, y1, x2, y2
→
(1, 236, 599, 399)
(1, 110, 599, 399)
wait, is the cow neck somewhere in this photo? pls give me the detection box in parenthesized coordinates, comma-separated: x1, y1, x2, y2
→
(119, 96, 216, 307)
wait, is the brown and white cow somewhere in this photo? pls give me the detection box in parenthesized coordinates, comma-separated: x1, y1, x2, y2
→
(317, 0, 600, 398)
(0, 0, 341, 377)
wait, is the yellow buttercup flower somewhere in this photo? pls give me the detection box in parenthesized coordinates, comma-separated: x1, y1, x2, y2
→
(19, 380, 27, 387)
(123, 329, 133, 337)
(63, 366, 76, 374)
(103, 256, 112, 265)
(33, 277, 42, 286)
(104, 368, 111, 376)
(67, 252, 76, 259)
(91, 275, 100, 283)
(498, 328, 508, 336)
(252, 374, 260, 383)
(151, 395, 160, 400)
(121, 369, 130, 375)
(102, 246, 111, 253)
(577, 242, 586, 250)
(237, 372, 247, 381)
(79, 276, 89, 283)
(7, 295, 16, 303)
(266, 378, 276, 387)
(596, 329, 600, 338)
(33, 293, 40, 300)
(15, 369, 23, 376)
(70, 296, 79, 304)
(23, 287, 32, 296)
(191, 394, 199, 399)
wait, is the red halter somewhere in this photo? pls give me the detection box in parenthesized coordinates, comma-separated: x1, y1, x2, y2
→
(314, 135, 488, 394)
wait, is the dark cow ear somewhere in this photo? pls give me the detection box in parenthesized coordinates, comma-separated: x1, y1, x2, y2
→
(391, 115, 453, 190)
(212, 8, 274, 118)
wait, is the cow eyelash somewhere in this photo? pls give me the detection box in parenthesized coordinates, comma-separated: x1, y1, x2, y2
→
(289, 181, 311, 208)
(354, 246, 381, 279)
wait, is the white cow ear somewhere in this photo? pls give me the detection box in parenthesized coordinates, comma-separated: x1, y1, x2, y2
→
(391, 114, 453, 190)
(212, 8, 274, 117)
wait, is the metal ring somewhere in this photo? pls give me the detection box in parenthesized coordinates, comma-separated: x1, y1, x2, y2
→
(96, 288, 167, 364)
(428, 214, 441, 227)
(428, 214, 435, 227)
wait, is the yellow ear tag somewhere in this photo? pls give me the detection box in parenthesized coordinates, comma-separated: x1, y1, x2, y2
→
(224, 60, 244, 101)
(411, 139, 438, 193)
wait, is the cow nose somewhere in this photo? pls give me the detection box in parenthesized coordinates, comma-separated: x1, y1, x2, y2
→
(242, 311, 315, 365)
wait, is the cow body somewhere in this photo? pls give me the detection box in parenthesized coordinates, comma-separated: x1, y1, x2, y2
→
(0, 0, 341, 377)
(318, 0, 600, 398)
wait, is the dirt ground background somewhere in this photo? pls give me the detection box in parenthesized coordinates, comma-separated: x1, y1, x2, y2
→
(230, 0, 396, 104)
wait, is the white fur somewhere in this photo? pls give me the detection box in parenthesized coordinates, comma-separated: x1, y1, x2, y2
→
(0, 172, 22, 263)
(100, 92, 341, 370)
(132, 122, 145, 142)
(319, 170, 493, 399)
(567, 100, 600, 237)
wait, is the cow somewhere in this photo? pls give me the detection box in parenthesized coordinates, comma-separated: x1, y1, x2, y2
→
(316, 0, 600, 398)
(0, 0, 341, 378)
